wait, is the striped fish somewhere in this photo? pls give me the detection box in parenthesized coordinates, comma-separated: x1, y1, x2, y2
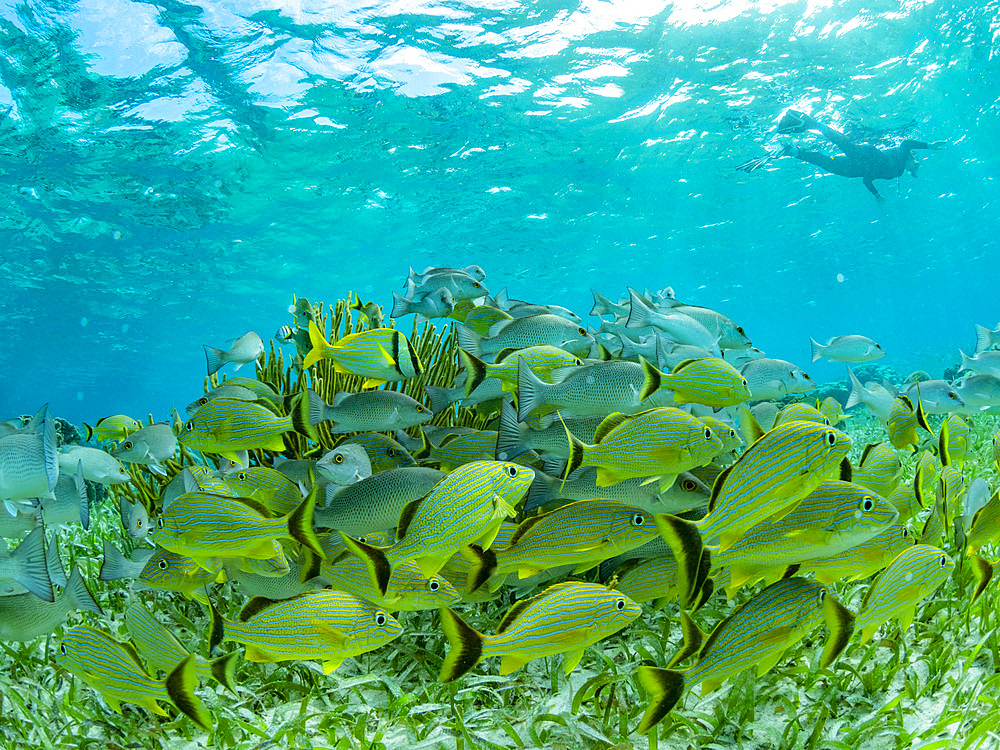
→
(150, 489, 322, 567)
(438, 581, 641, 681)
(438, 522, 518, 601)
(853, 442, 903, 498)
(459, 303, 512, 334)
(564, 407, 724, 489)
(516, 357, 661, 421)
(428, 430, 513, 470)
(57, 624, 211, 729)
(215, 376, 282, 405)
(966, 489, 1000, 555)
(636, 577, 853, 732)
(208, 590, 402, 673)
(302, 321, 422, 386)
(458, 345, 583, 397)
(138, 548, 223, 603)
(495, 400, 604, 461)
(887, 393, 931, 450)
(695, 415, 743, 455)
(658, 420, 852, 604)
(467, 500, 660, 594)
(993, 431, 1000, 472)
(817, 396, 848, 426)
(222, 466, 304, 515)
(320, 553, 460, 611)
(712, 481, 898, 597)
(937, 466, 964, 532)
(799, 524, 917, 585)
(775, 402, 830, 426)
(0, 566, 101, 641)
(185, 384, 259, 416)
(83, 414, 142, 442)
(124, 601, 237, 692)
(939, 413, 969, 468)
(609, 554, 690, 610)
(341, 461, 533, 593)
(315, 467, 445, 536)
(178, 398, 296, 461)
(658, 357, 750, 407)
(856, 544, 954, 643)
(340, 432, 416, 473)
(457, 314, 594, 361)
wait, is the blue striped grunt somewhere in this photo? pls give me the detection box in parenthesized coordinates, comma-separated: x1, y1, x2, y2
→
(150, 489, 322, 569)
(459, 303, 512, 334)
(222, 466, 304, 515)
(711, 481, 898, 597)
(657, 420, 852, 604)
(315, 467, 445, 536)
(796, 524, 917, 585)
(178, 398, 296, 461)
(438, 581, 641, 681)
(607, 553, 706, 611)
(0, 566, 102, 641)
(853, 442, 903, 498)
(657, 357, 750, 407)
(340, 460, 534, 593)
(340, 432, 416, 473)
(302, 321, 422, 386)
(817, 396, 848, 426)
(458, 345, 583, 397)
(438, 521, 519, 600)
(695, 415, 743, 454)
(208, 590, 402, 673)
(320, 552, 460, 611)
(124, 600, 237, 692)
(966, 489, 1000, 555)
(775, 401, 830, 426)
(138, 547, 224, 603)
(636, 577, 853, 732)
(185, 384, 259, 416)
(83, 414, 142, 442)
(887, 392, 931, 450)
(57, 624, 212, 729)
(856, 544, 954, 643)
(466, 500, 660, 594)
(563, 407, 724, 489)
(214, 376, 282, 406)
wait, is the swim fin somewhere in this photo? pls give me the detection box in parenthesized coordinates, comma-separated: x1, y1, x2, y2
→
(735, 153, 775, 173)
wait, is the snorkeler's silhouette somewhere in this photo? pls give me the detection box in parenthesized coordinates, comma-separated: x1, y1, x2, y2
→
(737, 110, 945, 202)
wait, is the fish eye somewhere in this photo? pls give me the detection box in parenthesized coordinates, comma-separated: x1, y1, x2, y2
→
(506, 466, 518, 477)
(386, 448, 395, 457)
(940, 556, 948, 566)
(823, 418, 830, 426)
(375, 612, 387, 626)
(578, 327, 587, 335)
(632, 514, 645, 526)
(238, 473, 246, 480)
(948, 392, 957, 399)
(615, 599, 626, 611)
(59, 644, 66, 654)
(123, 442, 132, 450)
(826, 432, 836, 446)
(741, 379, 747, 387)
(335, 454, 344, 464)
(682, 479, 697, 491)
(158, 559, 168, 570)
(728, 429, 736, 438)
(862, 497, 874, 512)
(200, 398, 208, 405)
(135, 518, 143, 529)
(737, 326, 745, 335)
(704, 429, 712, 440)
(473, 282, 482, 289)
(903, 528, 910, 538)
(429, 579, 440, 592)
(819, 590, 826, 602)
(157, 518, 163, 528)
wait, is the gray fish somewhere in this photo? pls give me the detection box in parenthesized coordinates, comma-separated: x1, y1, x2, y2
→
(40, 460, 89, 529)
(408, 265, 486, 285)
(524, 467, 710, 516)
(340, 433, 416, 474)
(0, 406, 58, 502)
(516, 358, 660, 421)
(185, 385, 259, 416)
(810, 335, 885, 363)
(203, 331, 265, 376)
(954, 374, 1000, 411)
(664, 303, 752, 351)
(741, 358, 816, 401)
(901, 380, 963, 414)
(975, 324, 1000, 354)
(314, 467, 446, 536)
(99, 540, 155, 581)
(57, 445, 130, 485)
(0, 566, 101, 641)
(315, 444, 373, 486)
(224, 558, 326, 599)
(590, 289, 630, 318)
(845, 366, 895, 422)
(960, 350, 1000, 379)
(112, 423, 177, 474)
(495, 400, 604, 461)
(0, 527, 52, 601)
(626, 290, 721, 353)
(458, 314, 593, 361)
(390, 287, 454, 320)
(0, 506, 39, 539)
(425, 375, 505, 414)
(405, 268, 488, 301)
(306, 389, 432, 433)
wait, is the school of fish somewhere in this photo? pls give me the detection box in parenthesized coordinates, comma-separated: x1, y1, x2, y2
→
(2, 266, 999, 736)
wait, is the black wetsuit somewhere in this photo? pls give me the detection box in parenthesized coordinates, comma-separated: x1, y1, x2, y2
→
(793, 122, 932, 198)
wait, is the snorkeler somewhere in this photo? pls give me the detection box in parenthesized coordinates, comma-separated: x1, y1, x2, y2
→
(737, 110, 945, 202)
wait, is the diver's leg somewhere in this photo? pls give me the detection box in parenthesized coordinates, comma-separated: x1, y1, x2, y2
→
(785, 148, 854, 177)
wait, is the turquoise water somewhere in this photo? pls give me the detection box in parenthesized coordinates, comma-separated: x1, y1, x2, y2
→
(1, 0, 997, 424)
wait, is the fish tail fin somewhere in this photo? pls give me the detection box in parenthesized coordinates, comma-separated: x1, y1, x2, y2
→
(203, 345, 227, 376)
(303, 320, 332, 369)
(458, 347, 488, 398)
(625, 288, 653, 329)
(559, 414, 585, 482)
(208, 598, 225, 654)
(208, 650, 239, 694)
(959, 350, 974, 373)
(654, 514, 704, 609)
(516, 356, 549, 422)
(41, 408, 57, 494)
(82, 423, 95, 441)
(403, 277, 417, 301)
(289, 392, 320, 444)
(64, 565, 103, 615)
(390, 292, 411, 319)
(666, 610, 705, 668)
(523, 470, 556, 512)
(72, 461, 90, 530)
(456, 325, 483, 358)
(424, 386, 456, 414)
(938, 416, 951, 467)
(636, 666, 685, 733)
(590, 288, 614, 317)
(99, 539, 132, 581)
(339, 532, 391, 596)
(12, 527, 53, 602)
(809, 337, 824, 363)
(304, 389, 328, 428)
(46, 535, 66, 587)
(287, 490, 324, 559)
(845, 365, 864, 409)
(464, 544, 498, 594)
(438, 606, 485, 683)
(975, 325, 995, 354)
(639, 355, 663, 401)
(165, 655, 213, 731)
(495, 399, 529, 461)
(819, 592, 855, 668)
(971, 554, 994, 604)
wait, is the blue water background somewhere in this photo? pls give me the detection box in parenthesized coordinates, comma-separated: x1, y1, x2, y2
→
(1, 0, 997, 425)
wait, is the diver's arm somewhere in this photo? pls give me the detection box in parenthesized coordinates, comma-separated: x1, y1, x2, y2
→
(863, 176, 884, 203)
(902, 139, 946, 150)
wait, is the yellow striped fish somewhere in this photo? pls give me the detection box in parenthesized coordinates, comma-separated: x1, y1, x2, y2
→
(208, 590, 402, 673)
(966, 489, 1000, 555)
(341, 460, 534, 593)
(853, 442, 903, 498)
(608, 553, 710, 611)
(459, 304, 512, 334)
(775, 402, 830, 426)
(466, 500, 660, 593)
(179, 398, 297, 461)
(636, 577, 853, 732)
(887, 393, 930, 450)
(795, 524, 915, 585)
(564, 407, 724, 489)
(138, 548, 223, 603)
(817, 396, 848, 426)
(658, 420, 851, 604)
(937, 466, 964, 535)
(939, 413, 969, 468)
(124, 600, 237, 692)
(319, 553, 460, 611)
(57, 625, 211, 729)
(856, 544, 954, 643)
(696, 415, 743, 454)
(302, 321, 422, 387)
(655, 357, 750, 407)
(438, 582, 641, 681)
(222, 467, 304, 515)
(82, 414, 142, 442)
(458, 345, 583, 397)
(712, 481, 898, 597)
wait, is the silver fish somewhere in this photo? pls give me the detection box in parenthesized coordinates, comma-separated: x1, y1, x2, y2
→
(0, 406, 58, 502)
(0, 566, 101, 641)
(740, 358, 816, 401)
(810, 335, 885, 363)
(203, 331, 265, 376)
(390, 287, 454, 320)
(112, 423, 177, 474)
(306, 389, 432, 433)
